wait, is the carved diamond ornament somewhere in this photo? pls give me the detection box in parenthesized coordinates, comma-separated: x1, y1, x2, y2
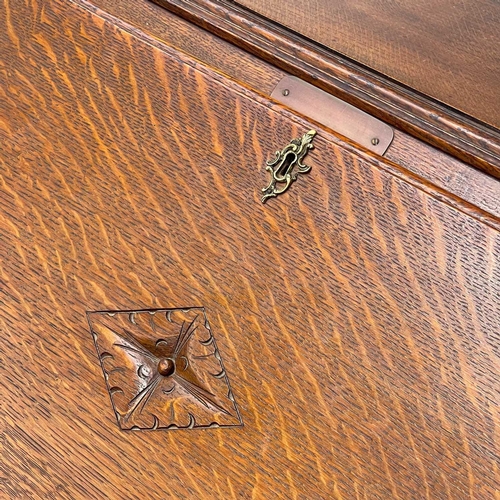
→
(87, 307, 242, 431)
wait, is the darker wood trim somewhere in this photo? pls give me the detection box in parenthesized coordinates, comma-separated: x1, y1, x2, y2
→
(151, 0, 500, 179)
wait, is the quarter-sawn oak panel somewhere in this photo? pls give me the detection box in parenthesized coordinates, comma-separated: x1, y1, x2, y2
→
(0, 0, 499, 498)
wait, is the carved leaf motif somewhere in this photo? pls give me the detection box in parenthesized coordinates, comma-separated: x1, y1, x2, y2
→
(88, 308, 242, 431)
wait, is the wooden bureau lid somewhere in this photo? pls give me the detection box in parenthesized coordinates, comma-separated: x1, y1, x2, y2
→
(1, 0, 499, 498)
(235, 0, 500, 129)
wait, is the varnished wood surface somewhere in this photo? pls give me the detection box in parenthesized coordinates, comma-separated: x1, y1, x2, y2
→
(385, 131, 500, 219)
(92, 0, 500, 219)
(87, 0, 284, 96)
(1, 0, 500, 498)
(235, 0, 500, 129)
(154, 0, 500, 179)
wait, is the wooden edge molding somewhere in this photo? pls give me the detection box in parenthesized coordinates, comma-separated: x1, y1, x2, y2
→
(151, 0, 500, 179)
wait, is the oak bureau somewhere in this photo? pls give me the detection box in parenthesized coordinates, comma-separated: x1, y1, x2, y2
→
(0, 0, 499, 498)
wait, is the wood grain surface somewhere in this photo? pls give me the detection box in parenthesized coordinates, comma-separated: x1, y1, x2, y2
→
(89, 0, 500, 219)
(1, 0, 500, 498)
(385, 131, 500, 220)
(87, 0, 285, 97)
(235, 0, 500, 129)
(154, 0, 500, 179)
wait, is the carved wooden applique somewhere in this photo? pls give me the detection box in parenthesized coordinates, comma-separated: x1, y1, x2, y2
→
(87, 307, 242, 431)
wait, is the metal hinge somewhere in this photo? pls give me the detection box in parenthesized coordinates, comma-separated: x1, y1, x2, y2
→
(271, 76, 393, 155)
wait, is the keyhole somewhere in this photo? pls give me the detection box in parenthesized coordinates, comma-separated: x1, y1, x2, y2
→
(276, 152, 296, 178)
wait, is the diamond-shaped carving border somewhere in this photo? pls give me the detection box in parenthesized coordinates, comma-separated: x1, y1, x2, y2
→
(87, 307, 243, 431)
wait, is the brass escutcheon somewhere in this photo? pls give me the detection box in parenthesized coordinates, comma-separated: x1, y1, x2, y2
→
(261, 129, 316, 203)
